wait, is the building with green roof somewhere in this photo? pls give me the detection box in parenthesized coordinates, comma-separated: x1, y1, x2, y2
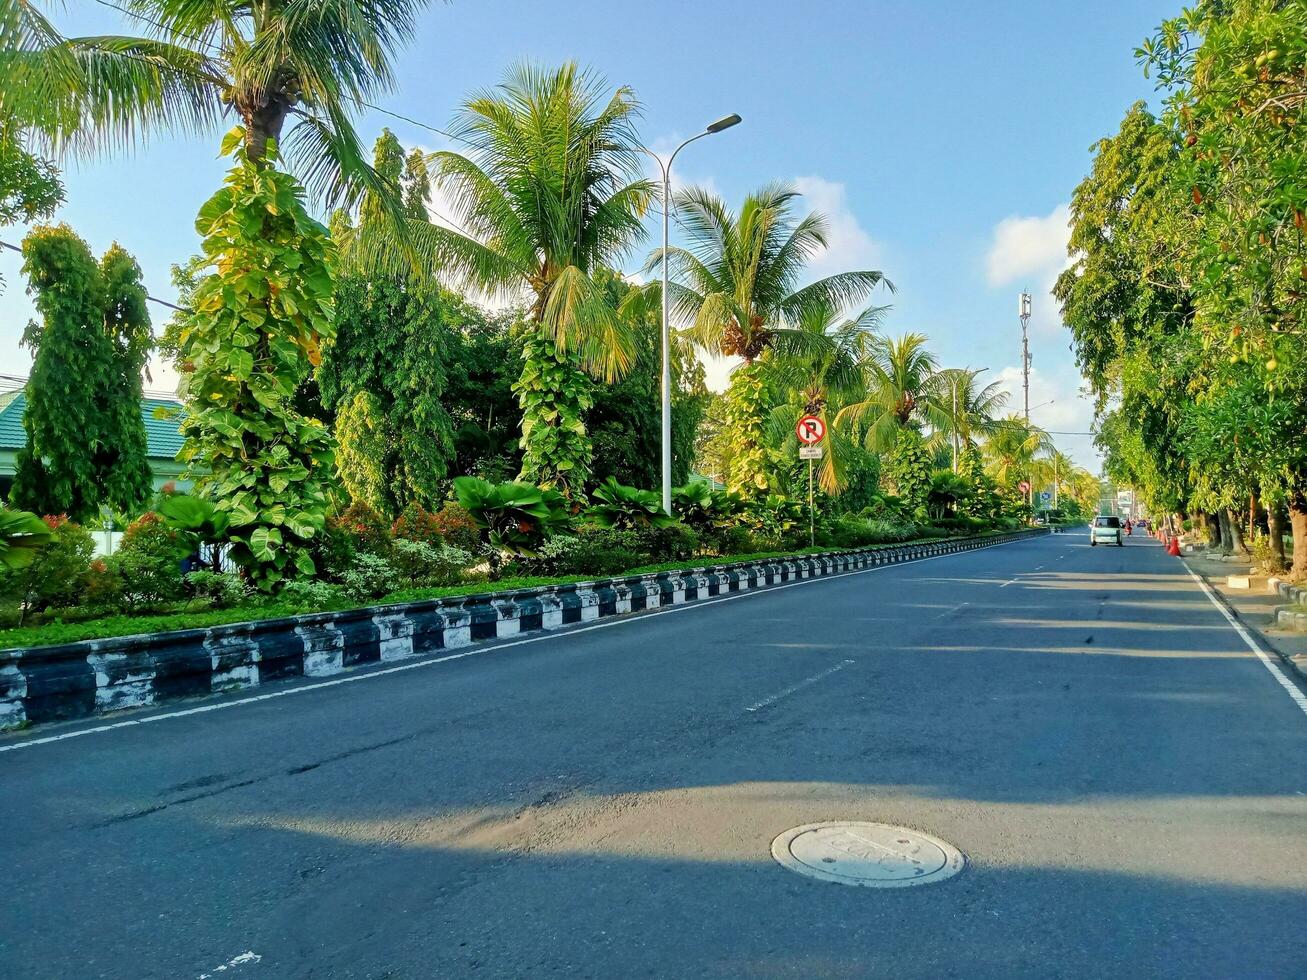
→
(0, 391, 191, 500)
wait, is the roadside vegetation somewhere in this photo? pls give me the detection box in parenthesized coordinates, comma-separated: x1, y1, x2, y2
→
(1057, 0, 1307, 577)
(0, 1, 1101, 647)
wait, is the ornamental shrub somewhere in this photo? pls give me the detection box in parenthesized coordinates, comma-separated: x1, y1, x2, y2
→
(331, 500, 393, 556)
(11, 515, 95, 614)
(341, 553, 400, 602)
(84, 558, 125, 610)
(184, 570, 253, 609)
(431, 502, 480, 553)
(112, 512, 186, 609)
(392, 501, 443, 546)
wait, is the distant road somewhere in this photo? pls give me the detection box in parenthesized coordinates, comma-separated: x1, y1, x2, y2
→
(3, 530, 1306, 978)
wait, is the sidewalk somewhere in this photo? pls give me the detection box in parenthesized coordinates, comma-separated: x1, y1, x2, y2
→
(1180, 545, 1307, 684)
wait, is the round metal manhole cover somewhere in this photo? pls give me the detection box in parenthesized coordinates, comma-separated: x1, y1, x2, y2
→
(771, 821, 965, 888)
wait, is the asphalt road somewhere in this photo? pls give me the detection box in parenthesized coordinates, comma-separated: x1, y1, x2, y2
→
(3, 530, 1307, 979)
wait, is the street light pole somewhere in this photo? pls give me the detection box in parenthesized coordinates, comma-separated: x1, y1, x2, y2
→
(640, 113, 742, 515)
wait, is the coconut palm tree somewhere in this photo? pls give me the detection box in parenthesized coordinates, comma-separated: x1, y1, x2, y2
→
(656, 183, 890, 494)
(1, 0, 423, 210)
(936, 367, 1010, 470)
(761, 302, 887, 494)
(837, 332, 945, 453)
(425, 62, 653, 495)
(983, 415, 1055, 489)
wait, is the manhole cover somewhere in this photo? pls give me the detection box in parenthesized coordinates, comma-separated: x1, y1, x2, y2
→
(771, 821, 964, 888)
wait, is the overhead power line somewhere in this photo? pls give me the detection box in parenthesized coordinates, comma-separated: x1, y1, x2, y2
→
(0, 239, 184, 312)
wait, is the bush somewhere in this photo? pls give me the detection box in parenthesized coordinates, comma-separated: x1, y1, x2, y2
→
(524, 525, 645, 578)
(280, 579, 345, 608)
(331, 500, 393, 556)
(391, 539, 473, 587)
(629, 521, 699, 562)
(341, 552, 399, 602)
(705, 524, 756, 557)
(452, 477, 571, 554)
(185, 570, 253, 608)
(432, 502, 480, 553)
(587, 477, 677, 530)
(392, 502, 443, 546)
(84, 558, 125, 610)
(13, 515, 95, 613)
(318, 499, 394, 580)
(112, 512, 186, 609)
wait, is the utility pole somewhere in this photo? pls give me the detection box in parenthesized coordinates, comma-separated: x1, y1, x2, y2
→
(1019, 291, 1032, 422)
(1019, 291, 1032, 512)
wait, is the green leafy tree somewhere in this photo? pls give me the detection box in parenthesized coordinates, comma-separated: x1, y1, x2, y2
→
(882, 428, 932, 519)
(0, 124, 61, 227)
(936, 367, 1009, 469)
(176, 129, 336, 590)
(11, 224, 152, 520)
(587, 268, 706, 490)
(2, 0, 428, 215)
(660, 183, 891, 495)
(428, 63, 654, 496)
(318, 130, 455, 517)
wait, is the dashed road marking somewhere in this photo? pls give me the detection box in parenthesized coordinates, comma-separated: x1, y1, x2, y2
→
(746, 660, 855, 713)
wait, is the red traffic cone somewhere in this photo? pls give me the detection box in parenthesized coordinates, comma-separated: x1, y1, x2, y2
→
(1166, 536, 1181, 557)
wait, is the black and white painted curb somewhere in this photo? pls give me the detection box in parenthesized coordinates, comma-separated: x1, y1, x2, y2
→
(0, 529, 1046, 730)
(1269, 576, 1307, 634)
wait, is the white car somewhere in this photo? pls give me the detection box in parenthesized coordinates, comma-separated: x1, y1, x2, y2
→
(1090, 515, 1123, 546)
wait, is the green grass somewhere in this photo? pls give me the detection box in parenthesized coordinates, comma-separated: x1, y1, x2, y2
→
(0, 531, 1012, 652)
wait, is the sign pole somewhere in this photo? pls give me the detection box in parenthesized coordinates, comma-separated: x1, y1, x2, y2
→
(808, 457, 815, 548)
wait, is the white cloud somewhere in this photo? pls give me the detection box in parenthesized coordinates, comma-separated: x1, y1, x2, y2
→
(792, 175, 885, 286)
(984, 203, 1074, 334)
(985, 203, 1071, 287)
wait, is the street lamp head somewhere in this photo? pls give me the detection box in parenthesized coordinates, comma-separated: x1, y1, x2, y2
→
(706, 113, 742, 134)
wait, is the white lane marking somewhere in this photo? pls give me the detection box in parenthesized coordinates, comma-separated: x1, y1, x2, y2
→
(1034, 564, 1045, 571)
(935, 601, 969, 619)
(1183, 565, 1307, 718)
(998, 577, 1018, 588)
(198, 951, 261, 978)
(0, 536, 1042, 754)
(745, 660, 855, 713)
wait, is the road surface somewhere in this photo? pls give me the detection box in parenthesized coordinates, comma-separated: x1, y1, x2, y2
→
(3, 530, 1306, 978)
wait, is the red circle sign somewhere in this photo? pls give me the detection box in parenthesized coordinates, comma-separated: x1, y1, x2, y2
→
(796, 415, 825, 444)
(1018, 480, 1031, 493)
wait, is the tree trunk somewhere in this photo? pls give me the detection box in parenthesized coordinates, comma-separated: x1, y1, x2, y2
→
(1205, 512, 1221, 549)
(1265, 500, 1286, 570)
(1290, 494, 1307, 581)
(1212, 509, 1233, 556)
(1227, 507, 1250, 557)
(241, 93, 293, 164)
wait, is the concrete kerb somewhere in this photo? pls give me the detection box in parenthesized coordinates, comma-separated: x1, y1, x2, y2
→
(0, 528, 1047, 731)
(1183, 555, 1307, 684)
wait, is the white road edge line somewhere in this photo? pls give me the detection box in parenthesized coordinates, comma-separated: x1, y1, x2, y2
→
(1182, 564, 1307, 718)
(0, 536, 1037, 754)
(745, 659, 855, 713)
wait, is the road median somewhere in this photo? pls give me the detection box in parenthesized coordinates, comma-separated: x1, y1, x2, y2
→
(0, 528, 1046, 732)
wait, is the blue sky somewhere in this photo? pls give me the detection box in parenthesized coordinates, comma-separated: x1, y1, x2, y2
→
(0, 0, 1178, 471)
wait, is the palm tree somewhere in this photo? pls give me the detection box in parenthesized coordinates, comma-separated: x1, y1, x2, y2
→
(1, 0, 423, 210)
(983, 415, 1055, 490)
(761, 302, 886, 494)
(658, 183, 890, 494)
(426, 63, 653, 495)
(936, 367, 1009, 470)
(837, 332, 944, 452)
